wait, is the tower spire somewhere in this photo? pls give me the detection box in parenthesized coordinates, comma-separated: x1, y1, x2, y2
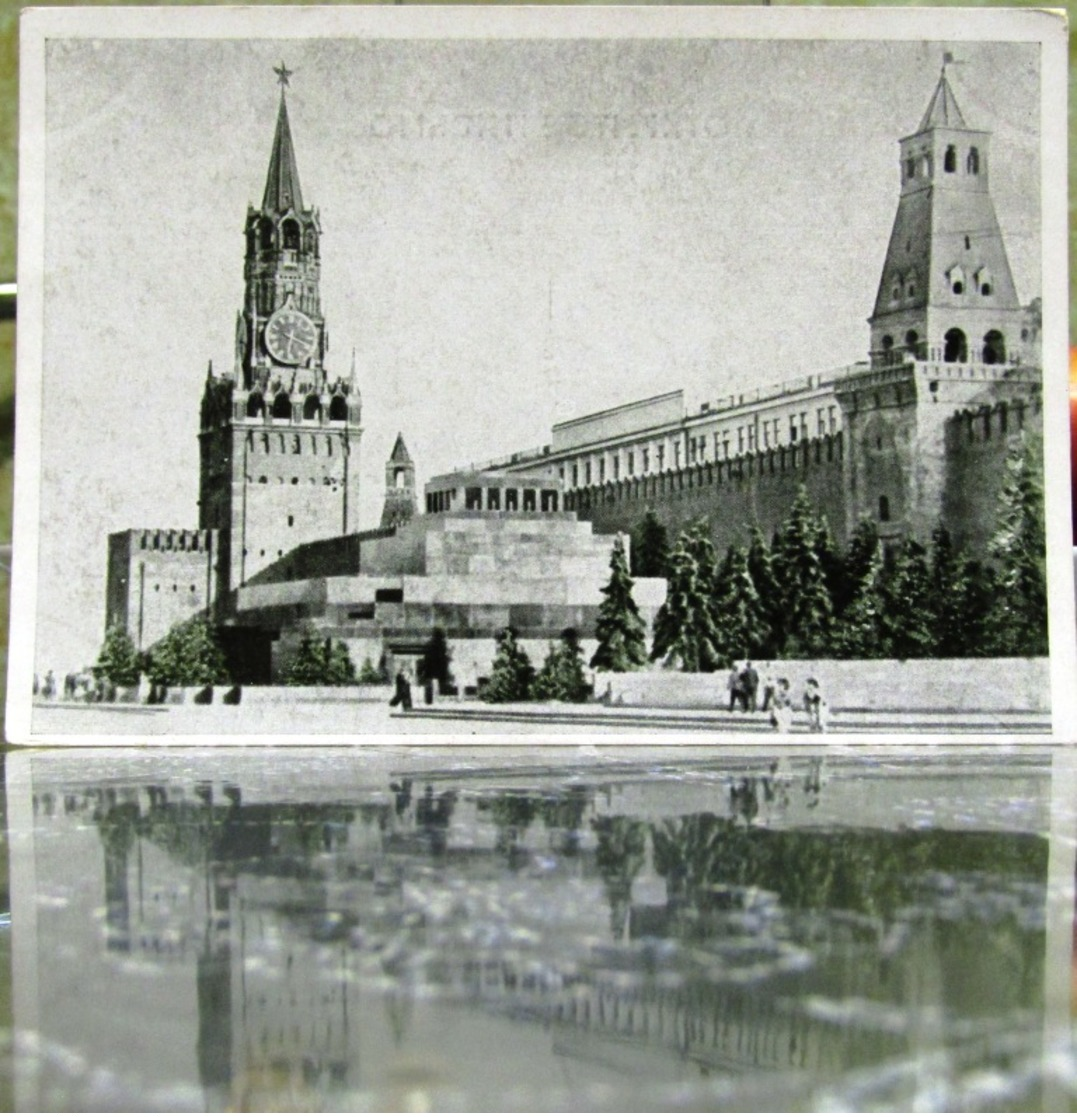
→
(917, 62, 967, 131)
(262, 64, 304, 213)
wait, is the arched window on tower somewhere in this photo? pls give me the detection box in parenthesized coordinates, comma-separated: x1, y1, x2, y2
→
(304, 229, 317, 256)
(282, 219, 300, 251)
(944, 145, 957, 173)
(905, 155, 916, 181)
(329, 395, 348, 422)
(881, 335, 894, 356)
(905, 329, 920, 357)
(394, 468, 408, 489)
(303, 395, 322, 421)
(947, 265, 966, 296)
(967, 147, 980, 174)
(976, 268, 993, 297)
(983, 330, 1006, 365)
(259, 218, 274, 251)
(246, 393, 265, 419)
(944, 327, 968, 363)
(879, 495, 891, 522)
(272, 393, 292, 420)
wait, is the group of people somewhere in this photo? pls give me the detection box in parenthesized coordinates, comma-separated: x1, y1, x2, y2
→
(34, 670, 116, 704)
(727, 661, 830, 733)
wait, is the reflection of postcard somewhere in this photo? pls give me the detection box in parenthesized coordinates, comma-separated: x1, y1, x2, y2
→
(6, 746, 1076, 1108)
(9, 6, 1074, 745)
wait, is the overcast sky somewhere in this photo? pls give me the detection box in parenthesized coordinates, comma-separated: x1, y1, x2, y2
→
(34, 34, 1041, 672)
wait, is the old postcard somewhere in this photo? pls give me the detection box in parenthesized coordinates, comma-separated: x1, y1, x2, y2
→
(8, 5, 1073, 744)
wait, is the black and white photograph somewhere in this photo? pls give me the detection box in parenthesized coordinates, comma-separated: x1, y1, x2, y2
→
(8, 5, 1073, 743)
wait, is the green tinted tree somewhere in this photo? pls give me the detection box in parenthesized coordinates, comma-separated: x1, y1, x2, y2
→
(746, 527, 781, 656)
(284, 629, 357, 685)
(650, 521, 723, 672)
(985, 436, 1048, 656)
(325, 640, 358, 685)
(356, 655, 389, 684)
(93, 625, 143, 688)
(816, 517, 846, 623)
(929, 527, 998, 658)
(773, 488, 833, 656)
(481, 627, 535, 703)
(878, 539, 936, 658)
(591, 536, 649, 671)
(631, 510, 670, 578)
(533, 628, 592, 702)
(146, 617, 229, 688)
(835, 518, 881, 619)
(831, 540, 884, 659)
(711, 545, 770, 662)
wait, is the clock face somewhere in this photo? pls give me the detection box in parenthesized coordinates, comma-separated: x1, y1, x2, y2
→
(265, 309, 317, 366)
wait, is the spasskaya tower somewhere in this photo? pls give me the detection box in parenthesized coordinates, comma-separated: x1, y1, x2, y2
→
(199, 63, 363, 601)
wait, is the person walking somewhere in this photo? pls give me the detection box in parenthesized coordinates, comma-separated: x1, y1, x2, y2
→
(390, 667, 414, 712)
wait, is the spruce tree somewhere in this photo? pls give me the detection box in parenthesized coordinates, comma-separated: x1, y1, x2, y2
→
(985, 436, 1048, 656)
(591, 536, 649, 671)
(746, 526, 781, 656)
(831, 538, 884, 658)
(650, 521, 723, 672)
(93, 625, 143, 688)
(146, 617, 229, 687)
(835, 518, 881, 619)
(533, 628, 592, 702)
(325, 639, 357, 685)
(773, 488, 833, 656)
(878, 539, 936, 658)
(284, 630, 356, 685)
(357, 656, 386, 684)
(816, 517, 846, 622)
(711, 545, 770, 663)
(481, 627, 535, 702)
(929, 527, 992, 658)
(631, 510, 670, 578)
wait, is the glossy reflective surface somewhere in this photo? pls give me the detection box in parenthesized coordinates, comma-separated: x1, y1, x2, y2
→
(4, 747, 1076, 1111)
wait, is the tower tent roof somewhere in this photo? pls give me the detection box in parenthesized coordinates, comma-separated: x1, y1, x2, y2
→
(262, 92, 305, 214)
(389, 433, 413, 464)
(917, 71, 968, 132)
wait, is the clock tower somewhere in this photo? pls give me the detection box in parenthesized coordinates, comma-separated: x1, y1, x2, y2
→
(199, 65, 363, 601)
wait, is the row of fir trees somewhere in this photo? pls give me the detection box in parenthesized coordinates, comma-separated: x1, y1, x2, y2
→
(637, 439, 1048, 667)
(472, 436, 1049, 702)
(94, 618, 364, 691)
